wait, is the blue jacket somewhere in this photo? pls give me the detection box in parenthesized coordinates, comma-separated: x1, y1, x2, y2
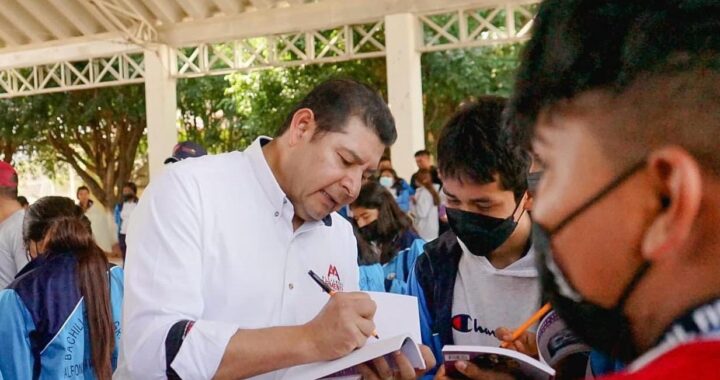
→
(0, 253, 124, 379)
(407, 230, 462, 378)
(359, 264, 385, 292)
(392, 179, 413, 213)
(359, 230, 425, 294)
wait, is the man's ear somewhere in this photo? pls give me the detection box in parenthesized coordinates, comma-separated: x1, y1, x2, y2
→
(641, 146, 702, 262)
(286, 108, 317, 146)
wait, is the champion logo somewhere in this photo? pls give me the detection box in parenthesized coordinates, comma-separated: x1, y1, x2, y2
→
(452, 314, 496, 337)
(323, 264, 344, 292)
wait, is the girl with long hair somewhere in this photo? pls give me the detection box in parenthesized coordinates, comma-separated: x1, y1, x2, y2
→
(0, 196, 123, 379)
(350, 182, 425, 293)
(411, 169, 440, 241)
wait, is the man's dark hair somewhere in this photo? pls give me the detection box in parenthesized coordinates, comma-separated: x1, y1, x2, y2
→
(414, 150, 431, 158)
(506, 0, 720, 167)
(17, 196, 28, 207)
(77, 186, 90, 196)
(0, 187, 17, 200)
(438, 96, 530, 200)
(123, 182, 137, 194)
(276, 79, 397, 146)
(0, 173, 18, 200)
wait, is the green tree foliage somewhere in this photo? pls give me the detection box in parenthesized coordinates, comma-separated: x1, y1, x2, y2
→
(421, 44, 522, 150)
(0, 97, 42, 163)
(226, 58, 387, 142)
(22, 85, 146, 208)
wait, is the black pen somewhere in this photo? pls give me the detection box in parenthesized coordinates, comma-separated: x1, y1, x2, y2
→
(307, 270, 380, 339)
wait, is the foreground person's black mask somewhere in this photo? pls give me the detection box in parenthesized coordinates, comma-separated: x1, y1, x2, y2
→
(534, 161, 650, 362)
(447, 197, 524, 257)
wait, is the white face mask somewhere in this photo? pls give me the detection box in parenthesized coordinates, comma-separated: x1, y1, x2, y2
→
(379, 177, 394, 188)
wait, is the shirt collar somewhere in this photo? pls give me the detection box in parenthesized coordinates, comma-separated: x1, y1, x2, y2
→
(245, 136, 332, 228)
(629, 297, 720, 372)
(246, 137, 289, 218)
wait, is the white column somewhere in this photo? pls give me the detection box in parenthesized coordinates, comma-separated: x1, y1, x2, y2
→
(143, 45, 178, 180)
(385, 13, 425, 181)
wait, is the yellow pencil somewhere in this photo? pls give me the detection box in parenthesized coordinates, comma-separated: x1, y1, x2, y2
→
(500, 303, 552, 348)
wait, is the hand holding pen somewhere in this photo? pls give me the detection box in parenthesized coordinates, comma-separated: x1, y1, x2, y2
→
(309, 270, 380, 339)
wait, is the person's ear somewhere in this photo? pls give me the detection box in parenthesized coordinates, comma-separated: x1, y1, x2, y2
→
(287, 108, 317, 146)
(641, 146, 702, 262)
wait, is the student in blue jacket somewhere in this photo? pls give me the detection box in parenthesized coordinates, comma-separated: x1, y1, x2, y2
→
(351, 181, 425, 294)
(408, 98, 539, 379)
(0, 196, 124, 380)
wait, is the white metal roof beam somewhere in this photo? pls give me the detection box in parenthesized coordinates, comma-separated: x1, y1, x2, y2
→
(123, 0, 158, 27)
(211, 0, 241, 15)
(49, 0, 101, 36)
(0, 37, 141, 70)
(78, 0, 119, 32)
(3, 0, 52, 43)
(0, 14, 27, 46)
(160, 0, 531, 45)
(17, 0, 76, 40)
(175, 0, 213, 20)
(144, 0, 184, 25)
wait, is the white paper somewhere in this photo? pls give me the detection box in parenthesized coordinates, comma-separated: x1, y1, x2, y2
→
(281, 292, 424, 380)
(365, 291, 421, 343)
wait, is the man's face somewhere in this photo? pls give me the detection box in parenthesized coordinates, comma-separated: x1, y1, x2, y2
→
(77, 189, 89, 203)
(415, 154, 431, 170)
(122, 187, 134, 198)
(442, 175, 520, 220)
(531, 91, 651, 308)
(286, 116, 386, 222)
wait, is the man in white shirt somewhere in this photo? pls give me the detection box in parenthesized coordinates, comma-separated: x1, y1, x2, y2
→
(0, 162, 26, 289)
(120, 79, 434, 379)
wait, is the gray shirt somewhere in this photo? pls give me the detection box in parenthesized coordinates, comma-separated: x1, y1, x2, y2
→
(451, 239, 541, 346)
(0, 209, 27, 289)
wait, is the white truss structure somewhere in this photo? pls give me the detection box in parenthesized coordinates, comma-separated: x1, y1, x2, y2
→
(419, 1, 538, 52)
(0, 0, 541, 96)
(173, 21, 386, 78)
(0, 53, 144, 98)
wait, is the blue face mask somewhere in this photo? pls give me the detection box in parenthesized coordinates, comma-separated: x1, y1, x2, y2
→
(379, 176, 394, 189)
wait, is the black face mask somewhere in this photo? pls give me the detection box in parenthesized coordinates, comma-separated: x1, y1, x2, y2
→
(534, 160, 650, 362)
(359, 220, 381, 243)
(446, 198, 525, 257)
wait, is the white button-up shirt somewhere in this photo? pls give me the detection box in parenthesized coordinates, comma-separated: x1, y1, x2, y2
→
(119, 137, 359, 379)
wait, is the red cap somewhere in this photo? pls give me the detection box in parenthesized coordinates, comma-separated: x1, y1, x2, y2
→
(0, 162, 18, 188)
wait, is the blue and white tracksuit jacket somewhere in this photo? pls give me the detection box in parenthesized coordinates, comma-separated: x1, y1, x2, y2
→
(0, 252, 123, 379)
(359, 230, 425, 294)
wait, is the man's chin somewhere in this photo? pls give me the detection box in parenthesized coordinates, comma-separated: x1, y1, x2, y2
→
(301, 207, 333, 223)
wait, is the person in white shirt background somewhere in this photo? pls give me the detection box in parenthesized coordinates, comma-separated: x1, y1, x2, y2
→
(119, 79, 434, 379)
(0, 162, 26, 289)
(411, 169, 440, 242)
(114, 181, 138, 262)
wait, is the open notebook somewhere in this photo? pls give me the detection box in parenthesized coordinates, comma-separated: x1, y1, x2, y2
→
(282, 292, 426, 380)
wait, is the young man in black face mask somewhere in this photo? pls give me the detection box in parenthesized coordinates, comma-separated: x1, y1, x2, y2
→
(497, 0, 720, 379)
(407, 97, 539, 378)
